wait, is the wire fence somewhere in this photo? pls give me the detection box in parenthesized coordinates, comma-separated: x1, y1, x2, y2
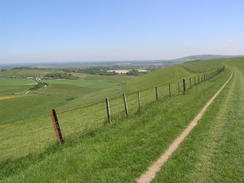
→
(0, 66, 225, 161)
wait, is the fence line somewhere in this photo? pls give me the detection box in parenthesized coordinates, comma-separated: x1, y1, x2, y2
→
(51, 66, 225, 142)
(0, 66, 225, 161)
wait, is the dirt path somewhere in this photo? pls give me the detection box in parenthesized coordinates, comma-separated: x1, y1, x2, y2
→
(136, 73, 233, 183)
(187, 69, 243, 182)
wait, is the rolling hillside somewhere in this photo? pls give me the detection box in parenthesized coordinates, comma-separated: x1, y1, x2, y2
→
(171, 54, 241, 63)
(0, 57, 243, 183)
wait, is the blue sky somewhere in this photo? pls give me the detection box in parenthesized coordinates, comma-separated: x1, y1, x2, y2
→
(0, 0, 243, 63)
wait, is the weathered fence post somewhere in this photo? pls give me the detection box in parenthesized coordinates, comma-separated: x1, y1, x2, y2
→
(198, 75, 200, 83)
(122, 93, 128, 116)
(49, 109, 64, 144)
(183, 79, 186, 94)
(204, 74, 206, 81)
(177, 81, 180, 95)
(105, 97, 111, 123)
(189, 78, 192, 88)
(194, 76, 196, 85)
(168, 83, 171, 96)
(155, 87, 159, 100)
(137, 91, 141, 111)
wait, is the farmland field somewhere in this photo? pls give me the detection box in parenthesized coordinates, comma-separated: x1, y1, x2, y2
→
(0, 78, 36, 96)
(0, 69, 133, 124)
(0, 78, 35, 86)
(0, 57, 243, 183)
(42, 79, 117, 88)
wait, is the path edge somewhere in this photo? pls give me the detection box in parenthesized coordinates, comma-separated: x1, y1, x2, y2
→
(136, 72, 233, 183)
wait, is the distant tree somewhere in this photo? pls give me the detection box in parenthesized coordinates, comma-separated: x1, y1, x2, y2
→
(126, 69, 140, 76)
(29, 82, 48, 91)
(45, 72, 79, 80)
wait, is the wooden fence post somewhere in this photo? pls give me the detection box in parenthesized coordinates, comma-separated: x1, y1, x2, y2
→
(194, 76, 196, 85)
(168, 83, 171, 96)
(155, 87, 159, 100)
(105, 97, 111, 123)
(49, 109, 64, 144)
(137, 91, 141, 111)
(189, 78, 192, 88)
(177, 81, 180, 95)
(122, 93, 128, 116)
(183, 79, 186, 94)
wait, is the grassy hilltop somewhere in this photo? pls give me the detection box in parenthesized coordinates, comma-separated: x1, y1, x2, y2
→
(0, 57, 243, 183)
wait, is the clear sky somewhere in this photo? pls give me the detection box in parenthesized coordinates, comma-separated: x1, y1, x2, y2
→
(0, 0, 243, 63)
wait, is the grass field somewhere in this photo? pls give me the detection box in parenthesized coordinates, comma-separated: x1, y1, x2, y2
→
(182, 59, 224, 73)
(0, 70, 132, 124)
(0, 78, 35, 96)
(0, 57, 243, 182)
(42, 79, 118, 88)
(0, 94, 31, 101)
(152, 59, 244, 183)
(0, 68, 52, 78)
(0, 78, 35, 86)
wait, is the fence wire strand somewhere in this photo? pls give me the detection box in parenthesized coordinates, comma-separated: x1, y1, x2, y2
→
(0, 66, 225, 161)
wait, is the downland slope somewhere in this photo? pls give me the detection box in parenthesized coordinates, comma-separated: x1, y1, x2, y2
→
(152, 58, 244, 183)
(0, 57, 242, 182)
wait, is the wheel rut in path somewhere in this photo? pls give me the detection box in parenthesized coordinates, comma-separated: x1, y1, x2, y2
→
(136, 73, 233, 183)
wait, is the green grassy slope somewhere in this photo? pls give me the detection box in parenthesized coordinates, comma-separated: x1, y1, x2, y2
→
(1, 58, 243, 183)
(0, 78, 35, 96)
(0, 58, 220, 124)
(0, 85, 31, 96)
(0, 78, 35, 86)
(0, 95, 69, 125)
(122, 57, 229, 92)
(0, 63, 231, 182)
(152, 58, 244, 183)
(123, 65, 191, 92)
(0, 72, 130, 123)
(182, 59, 223, 72)
(0, 63, 190, 126)
(0, 61, 216, 162)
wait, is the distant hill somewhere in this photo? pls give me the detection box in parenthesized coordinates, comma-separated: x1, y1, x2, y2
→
(1, 54, 243, 69)
(171, 55, 242, 63)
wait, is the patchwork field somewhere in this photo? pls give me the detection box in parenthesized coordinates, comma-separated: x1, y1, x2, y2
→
(0, 57, 243, 183)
